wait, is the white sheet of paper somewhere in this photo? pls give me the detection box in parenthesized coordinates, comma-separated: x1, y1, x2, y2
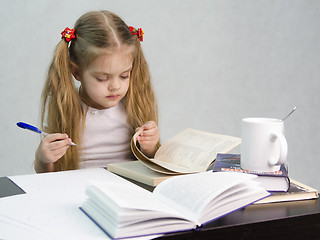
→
(0, 168, 161, 240)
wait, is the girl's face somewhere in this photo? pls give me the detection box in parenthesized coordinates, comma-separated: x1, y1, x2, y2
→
(76, 47, 133, 109)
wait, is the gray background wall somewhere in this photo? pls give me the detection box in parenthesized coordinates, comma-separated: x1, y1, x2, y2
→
(1, 0, 319, 191)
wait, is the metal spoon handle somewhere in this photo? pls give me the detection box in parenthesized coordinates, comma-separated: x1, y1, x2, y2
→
(282, 106, 297, 122)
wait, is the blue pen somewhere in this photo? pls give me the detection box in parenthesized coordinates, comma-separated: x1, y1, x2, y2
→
(16, 122, 76, 146)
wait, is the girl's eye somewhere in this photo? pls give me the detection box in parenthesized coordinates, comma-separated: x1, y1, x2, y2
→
(96, 77, 108, 82)
(120, 75, 129, 80)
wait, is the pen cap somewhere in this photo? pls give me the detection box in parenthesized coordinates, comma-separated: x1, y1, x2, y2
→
(17, 122, 42, 134)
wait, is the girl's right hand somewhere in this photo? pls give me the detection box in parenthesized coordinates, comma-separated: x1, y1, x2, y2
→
(35, 133, 72, 165)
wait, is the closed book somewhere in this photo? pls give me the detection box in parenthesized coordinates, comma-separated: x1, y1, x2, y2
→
(107, 161, 174, 187)
(255, 178, 318, 204)
(213, 153, 290, 192)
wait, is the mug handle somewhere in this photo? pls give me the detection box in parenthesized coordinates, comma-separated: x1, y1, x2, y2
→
(268, 133, 288, 166)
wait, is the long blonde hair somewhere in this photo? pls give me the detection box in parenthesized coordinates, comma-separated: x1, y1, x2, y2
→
(40, 10, 158, 171)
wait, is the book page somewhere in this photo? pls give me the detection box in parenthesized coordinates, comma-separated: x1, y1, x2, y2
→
(83, 180, 196, 235)
(87, 180, 172, 213)
(131, 128, 241, 174)
(131, 135, 179, 174)
(154, 129, 241, 172)
(153, 171, 262, 224)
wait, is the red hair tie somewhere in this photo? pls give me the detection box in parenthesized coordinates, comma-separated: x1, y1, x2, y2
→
(129, 26, 144, 42)
(61, 27, 76, 42)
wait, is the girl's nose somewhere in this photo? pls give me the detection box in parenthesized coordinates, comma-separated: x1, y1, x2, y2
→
(108, 78, 120, 91)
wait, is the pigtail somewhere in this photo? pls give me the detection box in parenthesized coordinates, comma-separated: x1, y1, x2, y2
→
(41, 40, 83, 171)
(125, 40, 160, 148)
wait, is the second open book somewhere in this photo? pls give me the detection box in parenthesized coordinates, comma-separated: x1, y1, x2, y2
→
(131, 128, 241, 174)
(81, 171, 269, 239)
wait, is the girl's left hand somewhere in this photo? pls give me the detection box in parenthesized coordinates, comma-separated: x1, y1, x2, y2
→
(136, 121, 160, 158)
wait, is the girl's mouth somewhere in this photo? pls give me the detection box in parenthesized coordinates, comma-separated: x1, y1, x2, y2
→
(106, 95, 119, 99)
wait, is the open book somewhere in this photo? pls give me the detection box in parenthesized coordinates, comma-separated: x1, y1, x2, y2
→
(131, 128, 241, 174)
(80, 171, 269, 239)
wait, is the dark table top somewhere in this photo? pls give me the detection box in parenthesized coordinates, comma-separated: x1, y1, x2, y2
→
(157, 199, 320, 239)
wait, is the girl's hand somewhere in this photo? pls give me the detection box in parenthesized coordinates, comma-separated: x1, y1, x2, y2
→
(136, 121, 160, 158)
(35, 134, 72, 172)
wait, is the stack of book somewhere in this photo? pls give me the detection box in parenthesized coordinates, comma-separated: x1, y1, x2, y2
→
(212, 153, 290, 192)
(212, 153, 318, 204)
(107, 128, 318, 205)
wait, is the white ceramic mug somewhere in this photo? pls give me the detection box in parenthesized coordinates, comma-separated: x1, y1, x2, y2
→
(241, 118, 288, 172)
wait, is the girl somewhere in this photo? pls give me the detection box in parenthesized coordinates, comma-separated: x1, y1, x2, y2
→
(35, 10, 160, 173)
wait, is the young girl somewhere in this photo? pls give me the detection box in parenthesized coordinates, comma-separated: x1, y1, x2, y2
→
(35, 10, 160, 173)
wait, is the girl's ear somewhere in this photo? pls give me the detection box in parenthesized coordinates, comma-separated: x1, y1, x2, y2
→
(70, 62, 81, 81)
